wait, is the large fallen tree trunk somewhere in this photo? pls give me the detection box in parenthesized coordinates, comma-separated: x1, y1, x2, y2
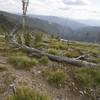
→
(10, 34, 99, 67)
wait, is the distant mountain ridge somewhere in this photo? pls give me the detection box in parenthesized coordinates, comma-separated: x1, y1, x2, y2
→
(0, 11, 74, 39)
(78, 19, 100, 27)
(0, 11, 100, 43)
(73, 26, 100, 43)
(31, 15, 87, 30)
(31, 15, 100, 43)
(0, 12, 14, 33)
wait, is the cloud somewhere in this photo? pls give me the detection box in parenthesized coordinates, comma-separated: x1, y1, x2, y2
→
(0, 0, 100, 20)
(62, 0, 90, 6)
(0, 0, 21, 13)
(30, 0, 66, 10)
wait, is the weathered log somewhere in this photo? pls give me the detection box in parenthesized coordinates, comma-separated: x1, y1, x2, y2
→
(10, 34, 99, 67)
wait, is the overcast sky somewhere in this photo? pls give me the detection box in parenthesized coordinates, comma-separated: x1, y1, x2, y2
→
(0, 0, 100, 20)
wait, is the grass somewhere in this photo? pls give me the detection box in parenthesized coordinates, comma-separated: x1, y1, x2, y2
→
(0, 73, 16, 94)
(0, 64, 7, 72)
(0, 35, 5, 42)
(50, 42, 68, 50)
(8, 86, 50, 100)
(86, 57, 100, 64)
(65, 50, 80, 58)
(8, 51, 26, 56)
(8, 55, 38, 70)
(43, 69, 67, 87)
(74, 67, 100, 89)
(4, 73, 16, 86)
(39, 56, 51, 65)
(69, 42, 100, 56)
(33, 42, 48, 49)
(0, 84, 7, 94)
(47, 48, 63, 56)
(0, 35, 8, 54)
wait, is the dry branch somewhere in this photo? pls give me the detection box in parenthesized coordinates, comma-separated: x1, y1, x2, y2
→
(76, 54, 89, 60)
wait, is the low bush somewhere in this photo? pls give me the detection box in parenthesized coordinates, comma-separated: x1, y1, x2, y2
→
(47, 48, 63, 56)
(8, 55, 38, 70)
(74, 67, 100, 89)
(65, 50, 80, 58)
(86, 57, 100, 64)
(43, 69, 67, 87)
(9, 51, 26, 56)
(39, 56, 50, 65)
(9, 86, 50, 100)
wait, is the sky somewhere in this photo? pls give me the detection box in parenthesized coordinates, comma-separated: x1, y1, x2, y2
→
(0, 0, 100, 20)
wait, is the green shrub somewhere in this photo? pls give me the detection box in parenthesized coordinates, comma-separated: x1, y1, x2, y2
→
(8, 55, 38, 70)
(39, 56, 50, 65)
(86, 58, 100, 64)
(47, 48, 58, 55)
(9, 86, 50, 100)
(43, 69, 67, 87)
(47, 48, 63, 55)
(65, 50, 80, 58)
(24, 33, 32, 46)
(8, 50, 26, 57)
(34, 33, 43, 45)
(74, 67, 100, 89)
(58, 44, 68, 50)
(33, 42, 49, 49)
(50, 42, 66, 50)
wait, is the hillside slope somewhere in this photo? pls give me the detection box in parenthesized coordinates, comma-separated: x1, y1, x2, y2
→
(0, 11, 100, 43)
(0, 11, 73, 39)
(74, 26, 100, 42)
(32, 15, 86, 30)
(0, 34, 99, 100)
(0, 13, 14, 33)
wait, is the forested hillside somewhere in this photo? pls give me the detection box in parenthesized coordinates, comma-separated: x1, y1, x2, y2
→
(0, 11, 73, 38)
(0, 11, 100, 43)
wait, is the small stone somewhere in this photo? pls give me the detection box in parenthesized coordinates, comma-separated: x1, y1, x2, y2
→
(37, 71, 41, 74)
(79, 91, 84, 95)
(83, 90, 87, 94)
(90, 89, 94, 92)
(65, 97, 68, 100)
(71, 82, 75, 86)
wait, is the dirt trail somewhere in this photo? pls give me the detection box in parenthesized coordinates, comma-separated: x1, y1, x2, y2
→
(0, 54, 86, 100)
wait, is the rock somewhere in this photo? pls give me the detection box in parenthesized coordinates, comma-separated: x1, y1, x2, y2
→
(79, 91, 84, 96)
(37, 71, 41, 74)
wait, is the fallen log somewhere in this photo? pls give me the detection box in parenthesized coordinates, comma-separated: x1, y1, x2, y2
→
(10, 34, 99, 67)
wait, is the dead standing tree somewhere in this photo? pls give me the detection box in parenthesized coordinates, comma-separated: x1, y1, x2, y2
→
(22, 0, 29, 28)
